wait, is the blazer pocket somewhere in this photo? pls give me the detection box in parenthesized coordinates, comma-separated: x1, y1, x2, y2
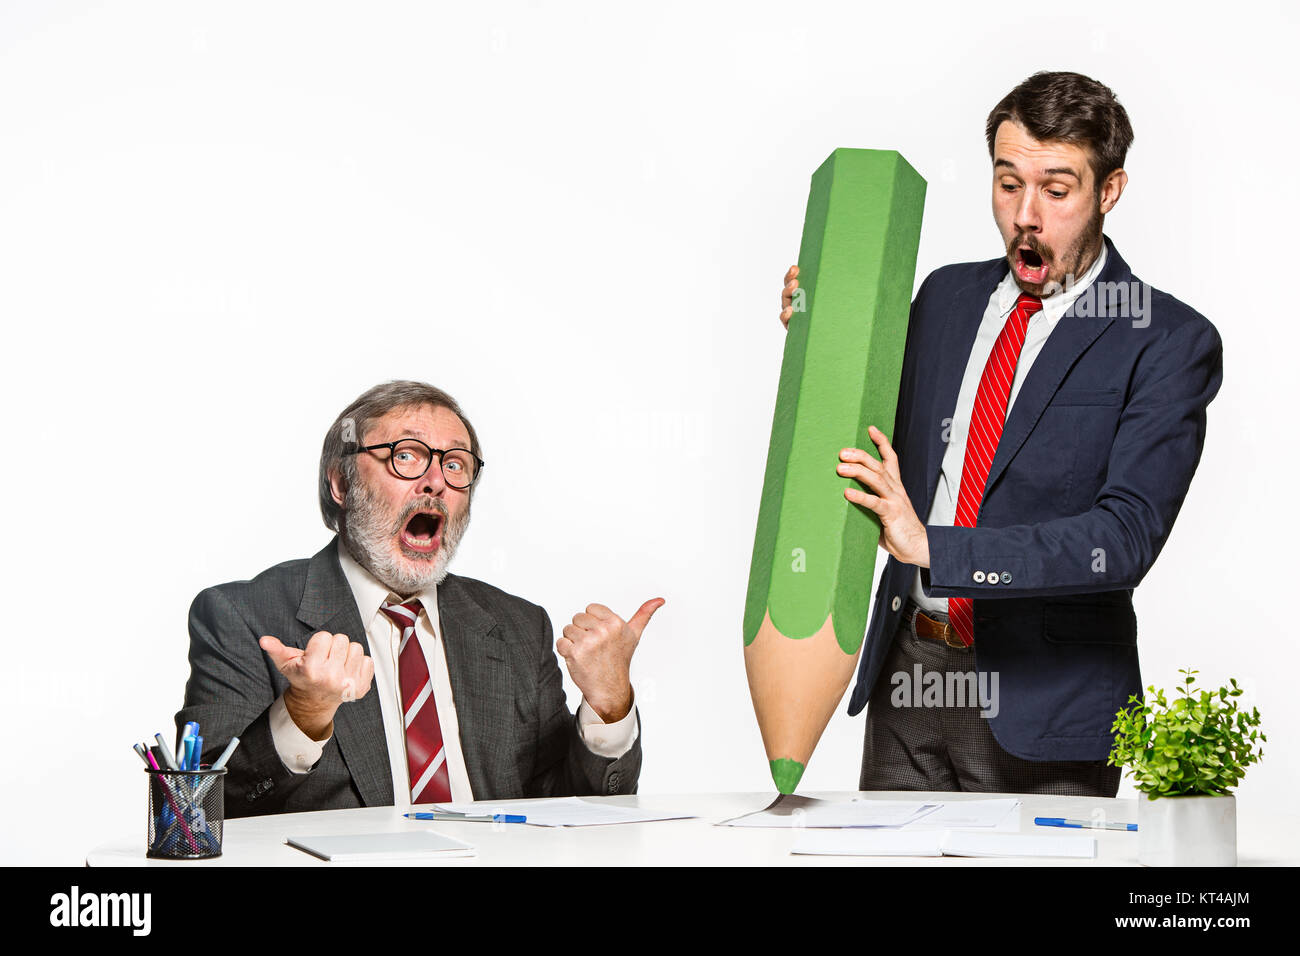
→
(1050, 387, 1122, 407)
(1043, 600, 1137, 645)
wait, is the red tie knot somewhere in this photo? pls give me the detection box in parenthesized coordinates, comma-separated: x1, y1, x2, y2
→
(380, 600, 423, 629)
(1015, 292, 1044, 316)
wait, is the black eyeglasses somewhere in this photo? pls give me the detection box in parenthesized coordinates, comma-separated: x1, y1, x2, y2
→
(344, 438, 484, 489)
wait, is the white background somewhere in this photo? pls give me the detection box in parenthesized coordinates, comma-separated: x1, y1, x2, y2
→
(2, 1, 1296, 865)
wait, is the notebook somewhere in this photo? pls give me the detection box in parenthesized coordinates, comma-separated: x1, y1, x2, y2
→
(287, 831, 475, 862)
(792, 829, 1096, 859)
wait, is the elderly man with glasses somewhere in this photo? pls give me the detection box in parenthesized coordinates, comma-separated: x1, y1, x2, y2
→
(177, 381, 662, 816)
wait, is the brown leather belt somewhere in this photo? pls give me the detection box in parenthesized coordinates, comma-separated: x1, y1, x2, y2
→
(907, 603, 968, 649)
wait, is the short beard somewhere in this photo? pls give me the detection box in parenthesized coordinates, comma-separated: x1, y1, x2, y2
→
(339, 476, 471, 597)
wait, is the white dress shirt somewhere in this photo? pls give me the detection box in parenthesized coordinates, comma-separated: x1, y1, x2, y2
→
(911, 243, 1108, 614)
(268, 541, 638, 803)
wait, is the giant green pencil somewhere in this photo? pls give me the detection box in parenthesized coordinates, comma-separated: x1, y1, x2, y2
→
(744, 148, 925, 794)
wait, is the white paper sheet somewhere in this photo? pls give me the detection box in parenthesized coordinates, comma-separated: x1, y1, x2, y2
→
(791, 828, 1096, 859)
(287, 831, 476, 861)
(900, 798, 1021, 830)
(791, 830, 946, 856)
(432, 798, 695, 828)
(718, 794, 941, 828)
(939, 831, 1097, 859)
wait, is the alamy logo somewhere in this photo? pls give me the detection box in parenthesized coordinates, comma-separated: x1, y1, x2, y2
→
(1045, 272, 1152, 328)
(890, 664, 1000, 718)
(49, 886, 151, 936)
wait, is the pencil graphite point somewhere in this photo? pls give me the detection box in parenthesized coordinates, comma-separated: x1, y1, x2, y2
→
(770, 758, 805, 794)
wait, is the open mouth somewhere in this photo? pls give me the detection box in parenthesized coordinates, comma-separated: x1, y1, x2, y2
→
(400, 510, 444, 554)
(1014, 244, 1050, 284)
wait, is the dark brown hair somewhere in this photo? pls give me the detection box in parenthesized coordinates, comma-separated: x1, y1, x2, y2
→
(319, 380, 482, 532)
(986, 71, 1134, 191)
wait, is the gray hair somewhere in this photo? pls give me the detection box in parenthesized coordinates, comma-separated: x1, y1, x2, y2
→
(319, 380, 482, 532)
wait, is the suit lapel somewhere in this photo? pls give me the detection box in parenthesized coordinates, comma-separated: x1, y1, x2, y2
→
(919, 259, 1005, 515)
(296, 538, 394, 808)
(437, 575, 516, 799)
(982, 236, 1129, 500)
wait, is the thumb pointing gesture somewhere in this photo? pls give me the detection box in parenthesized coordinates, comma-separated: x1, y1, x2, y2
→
(259, 634, 303, 672)
(626, 598, 666, 640)
(558, 597, 665, 724)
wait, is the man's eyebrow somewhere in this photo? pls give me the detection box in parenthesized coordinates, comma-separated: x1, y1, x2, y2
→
(371, 429, 471, 450)
(402, 435, 471, 451)
(994, 158, 1081, 181)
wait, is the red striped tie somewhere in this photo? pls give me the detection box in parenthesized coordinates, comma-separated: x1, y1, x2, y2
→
(948, 292, 1043, 647)
(379, 599, 453, 805)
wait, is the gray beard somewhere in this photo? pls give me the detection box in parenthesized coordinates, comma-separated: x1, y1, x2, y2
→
(339, 478, 470, 597)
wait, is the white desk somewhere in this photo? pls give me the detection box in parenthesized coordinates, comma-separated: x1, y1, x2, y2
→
(86, 791, 1295, 866)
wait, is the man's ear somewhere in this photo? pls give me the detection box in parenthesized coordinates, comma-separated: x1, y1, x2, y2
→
(1099, 167, 1128, 215)
(328, 466, 348, 509)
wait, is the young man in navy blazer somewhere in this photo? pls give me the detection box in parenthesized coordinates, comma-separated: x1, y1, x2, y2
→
(781, 72, 1222, 796)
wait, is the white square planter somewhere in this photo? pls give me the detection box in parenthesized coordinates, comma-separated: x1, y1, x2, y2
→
(1137, 794, 1237, 866)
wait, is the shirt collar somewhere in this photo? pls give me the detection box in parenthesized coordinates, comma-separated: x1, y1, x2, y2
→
(996, 237, 1108, 322)
(336, 538, 440, 622)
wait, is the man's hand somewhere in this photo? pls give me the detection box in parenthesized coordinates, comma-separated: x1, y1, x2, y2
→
(260, 631, 375, 741)
(838, 425, 931, 568)
(557, 599, 664, 723)
(780, 264, 799, 328)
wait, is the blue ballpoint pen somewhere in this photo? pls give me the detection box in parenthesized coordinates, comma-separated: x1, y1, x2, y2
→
(1035, 816, 1137, 832)
(405, 811, 527, 823)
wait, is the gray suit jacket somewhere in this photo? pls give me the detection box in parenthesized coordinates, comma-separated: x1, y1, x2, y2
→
(177, 538, 641, 816)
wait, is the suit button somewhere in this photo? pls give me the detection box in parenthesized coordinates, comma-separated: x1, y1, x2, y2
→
(972, 571, 985, 583)
(986, 569, 998, 583)
(890, 596, 901, 612)
(1000, 571, 1012, 584)
(608, 772, 621, 789)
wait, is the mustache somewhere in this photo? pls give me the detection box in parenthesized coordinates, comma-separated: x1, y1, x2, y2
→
(1011, 233, 1052, 260)
(390, 496, 450, 534)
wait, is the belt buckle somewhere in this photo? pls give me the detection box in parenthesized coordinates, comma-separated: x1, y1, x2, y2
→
(942, 627, 967, 650)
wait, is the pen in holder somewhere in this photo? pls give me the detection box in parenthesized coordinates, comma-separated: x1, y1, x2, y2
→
(145, 767, 226, 859)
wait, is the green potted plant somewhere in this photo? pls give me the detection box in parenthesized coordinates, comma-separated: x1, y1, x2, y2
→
(1109, 668, 1265, 866)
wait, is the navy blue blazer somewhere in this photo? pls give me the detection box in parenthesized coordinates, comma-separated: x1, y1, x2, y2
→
(846, 235, 1223, 761)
